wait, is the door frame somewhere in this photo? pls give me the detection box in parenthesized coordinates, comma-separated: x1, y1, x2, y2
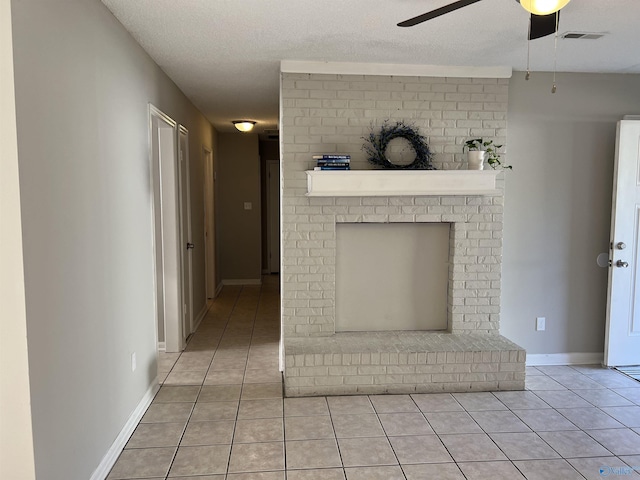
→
(266, 159, 280, 274)
(149, 104, 185, 353)
(203, 146, 216, 299)
(178, 125, 194, 337)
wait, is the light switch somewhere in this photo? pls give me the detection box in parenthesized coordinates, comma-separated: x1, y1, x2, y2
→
(244, 202, 252, 210)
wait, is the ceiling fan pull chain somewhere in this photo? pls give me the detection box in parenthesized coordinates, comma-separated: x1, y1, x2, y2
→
(552, 11, 559, 93)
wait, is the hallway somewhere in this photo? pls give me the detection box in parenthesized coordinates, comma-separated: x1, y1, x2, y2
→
(109, 276, 282, 479)
(108, 277, 640, 479)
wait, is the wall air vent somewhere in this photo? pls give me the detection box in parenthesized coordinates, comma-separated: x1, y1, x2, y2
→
(562, 32, 605, 40)
(264, 129, 279, 140)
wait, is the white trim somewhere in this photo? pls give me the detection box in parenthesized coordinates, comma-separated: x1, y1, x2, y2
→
(266, 159, 280, 274)
(178, 125, 194, 336)
(202, 146, 216, 300)
(148, 105, 172, 377)
(149, 104, 184, 354)
(526, 352, 603, 366)
(280, 60, 513, 79)
(149, 104, 177, 129)
(89, 381, 159, 480)
(215, 282, 224, 297)
(279, 71, 285, 374)
(222, 279, 262, 286)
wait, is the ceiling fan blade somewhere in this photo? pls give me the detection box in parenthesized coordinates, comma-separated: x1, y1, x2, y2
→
(529, 11, 559, 40)
(398, 0, 484, 27)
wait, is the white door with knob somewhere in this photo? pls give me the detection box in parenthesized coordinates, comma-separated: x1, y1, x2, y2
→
(605, 119, 640, 366)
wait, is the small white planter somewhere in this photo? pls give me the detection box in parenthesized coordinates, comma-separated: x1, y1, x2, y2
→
(467, 151, 485, 170)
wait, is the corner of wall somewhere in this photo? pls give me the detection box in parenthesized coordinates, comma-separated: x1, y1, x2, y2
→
(0, 0, 36, 477)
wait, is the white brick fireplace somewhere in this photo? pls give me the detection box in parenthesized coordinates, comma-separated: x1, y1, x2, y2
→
(279, 64, 525, 396)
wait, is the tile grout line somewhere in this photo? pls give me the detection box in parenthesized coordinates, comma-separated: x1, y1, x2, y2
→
(413, 394, 462, 479)
(162, 285, 240, 479)
(108, 280, 640, 480)
(379, 395, 419, 480)
(248, 285, 291, 476)
(159, 387, 202, 479)
(326, 396, 348, 478)
(482, 391, 563, 478)
(523, 379, 619, 472)
(225, 285, 250, 477)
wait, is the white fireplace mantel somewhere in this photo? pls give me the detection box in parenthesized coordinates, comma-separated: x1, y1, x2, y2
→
(306, 170, 500, 197)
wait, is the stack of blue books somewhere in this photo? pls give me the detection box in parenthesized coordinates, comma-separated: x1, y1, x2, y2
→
(313, 154, 351, 170)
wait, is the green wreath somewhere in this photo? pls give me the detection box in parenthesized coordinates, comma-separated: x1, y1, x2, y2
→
(363, 121, 436, 170)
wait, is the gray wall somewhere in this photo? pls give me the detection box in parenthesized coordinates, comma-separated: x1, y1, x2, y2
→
(217, 133, 262, 282)
(502, 72, 640, 356)
(10, 0, 213, 478)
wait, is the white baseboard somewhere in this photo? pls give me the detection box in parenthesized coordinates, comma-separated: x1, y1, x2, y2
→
(215, 282, 224, 297)
(192, 303, 209, 332)
(89, 380, 159, 480)
(157, 342, 166, 353)
(526, 352, 603, 366)
(222, 278, 262, 286)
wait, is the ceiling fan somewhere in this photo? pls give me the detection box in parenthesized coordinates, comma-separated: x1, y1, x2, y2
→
(398, 0, 571, 40)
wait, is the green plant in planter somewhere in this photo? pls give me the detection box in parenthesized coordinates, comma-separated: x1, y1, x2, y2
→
(464, 138, 512, 170)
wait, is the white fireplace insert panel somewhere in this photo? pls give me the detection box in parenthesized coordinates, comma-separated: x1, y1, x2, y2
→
(336, 223, 449, 332)
(306, 170, 500, 196)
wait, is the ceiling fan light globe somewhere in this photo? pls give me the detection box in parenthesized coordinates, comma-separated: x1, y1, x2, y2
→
(519, 0, 570, 15)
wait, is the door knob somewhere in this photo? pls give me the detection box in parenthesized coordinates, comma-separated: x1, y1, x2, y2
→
(617, 242, 626, 250)
(616, 260, 629, 268)
(186, 243, 195, 250)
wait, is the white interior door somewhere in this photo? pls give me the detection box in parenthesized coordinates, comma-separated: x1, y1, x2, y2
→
(178, 126, 193, 338)
(203, 147, 216, 298)
(605, 119, 640, 366)
(267, 161, 280, 274)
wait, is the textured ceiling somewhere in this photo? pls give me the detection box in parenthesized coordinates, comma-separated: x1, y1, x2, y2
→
(101, 0, 640, 132)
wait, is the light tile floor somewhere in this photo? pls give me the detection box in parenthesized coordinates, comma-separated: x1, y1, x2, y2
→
(108, 277, 640, 479)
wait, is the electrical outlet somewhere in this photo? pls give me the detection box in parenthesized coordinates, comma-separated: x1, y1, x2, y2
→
(536, 317, 546, 331)
(244, 202, 252, 210)
(131, 352, 137, 372)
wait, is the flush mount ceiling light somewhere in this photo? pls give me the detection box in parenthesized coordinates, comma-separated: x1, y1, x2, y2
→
(232, 121, 256, 132)
(519, 0, 570, 15)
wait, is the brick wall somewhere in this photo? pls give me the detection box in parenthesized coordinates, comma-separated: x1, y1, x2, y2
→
(280, 73, 509, 339)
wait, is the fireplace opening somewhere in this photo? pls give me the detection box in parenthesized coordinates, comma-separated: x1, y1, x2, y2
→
(335, 222, 450, 332)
